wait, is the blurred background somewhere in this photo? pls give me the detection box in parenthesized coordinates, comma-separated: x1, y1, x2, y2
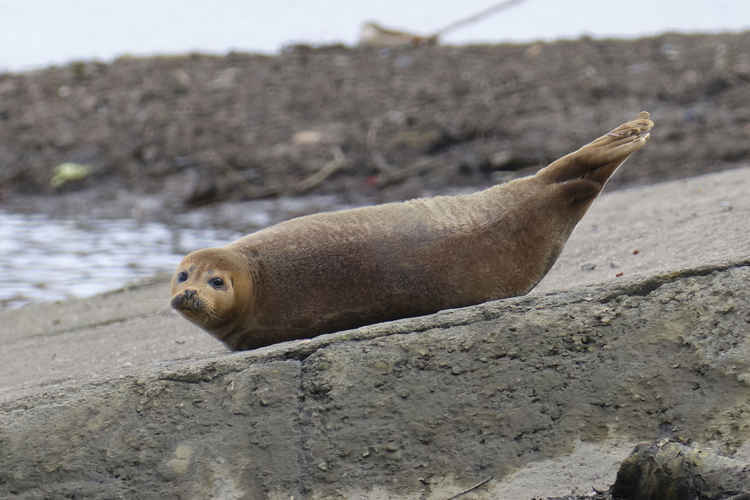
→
(1, 1, 749, 309)
(2, 0, 749, 71)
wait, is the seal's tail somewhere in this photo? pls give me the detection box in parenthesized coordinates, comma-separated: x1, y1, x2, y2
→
(538, 111, 653, 188)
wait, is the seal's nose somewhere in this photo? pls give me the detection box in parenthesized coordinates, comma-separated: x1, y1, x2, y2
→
(171, 289, 197, 310)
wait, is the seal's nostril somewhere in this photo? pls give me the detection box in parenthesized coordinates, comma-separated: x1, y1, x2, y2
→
(184, 289, 196, 299)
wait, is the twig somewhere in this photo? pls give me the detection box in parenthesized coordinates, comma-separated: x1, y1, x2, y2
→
(360, 0, 527, 47)
(432, 0, 527, 38)
(376, 157, 438, 188)
(371, 151, 398, 175)
(367, 114, 400, 176)
(294, 146, 348, 193)
(240, 147, 347, 200)
(366, 115, 383, 151)
(445, 476, 494, 500)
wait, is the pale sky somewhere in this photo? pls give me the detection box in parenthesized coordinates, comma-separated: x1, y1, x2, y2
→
(1, 0, 748, 71)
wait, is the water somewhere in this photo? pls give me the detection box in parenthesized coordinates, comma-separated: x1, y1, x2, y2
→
(0, 194, 352, 309)
(0, 210, 240, 309)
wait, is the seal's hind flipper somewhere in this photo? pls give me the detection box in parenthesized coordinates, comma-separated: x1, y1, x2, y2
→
(538, 111, 653, 187)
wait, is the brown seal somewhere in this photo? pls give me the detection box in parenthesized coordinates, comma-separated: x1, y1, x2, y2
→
(171, 112, 653, 350)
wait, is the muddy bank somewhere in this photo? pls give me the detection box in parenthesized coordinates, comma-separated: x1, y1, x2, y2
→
(2, 31, 750, 219)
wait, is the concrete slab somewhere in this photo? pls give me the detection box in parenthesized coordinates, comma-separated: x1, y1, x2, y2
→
(3, 166, 748, 404)
(1, 166, 749, 499)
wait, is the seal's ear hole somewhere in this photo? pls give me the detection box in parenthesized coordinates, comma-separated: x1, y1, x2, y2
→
(177, 271, 188, 282)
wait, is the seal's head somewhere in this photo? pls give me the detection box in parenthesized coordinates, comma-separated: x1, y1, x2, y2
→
(170, 248, 253, 336)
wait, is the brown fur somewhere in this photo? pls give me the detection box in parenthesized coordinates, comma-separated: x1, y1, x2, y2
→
(171, 112, 653, 350)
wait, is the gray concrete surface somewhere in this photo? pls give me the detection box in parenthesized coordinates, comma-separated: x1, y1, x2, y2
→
(1, 166, 749, 499)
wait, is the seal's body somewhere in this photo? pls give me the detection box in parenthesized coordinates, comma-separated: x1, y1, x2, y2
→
(171, 112, 653, 350)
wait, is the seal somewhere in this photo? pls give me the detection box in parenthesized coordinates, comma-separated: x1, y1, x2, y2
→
(171, 112, 653, 350)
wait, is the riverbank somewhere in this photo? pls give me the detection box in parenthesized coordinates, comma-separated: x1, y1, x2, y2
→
(2, 166, 749, 498)
(3, 32, 750, 497)
(2, 31, 749, 221)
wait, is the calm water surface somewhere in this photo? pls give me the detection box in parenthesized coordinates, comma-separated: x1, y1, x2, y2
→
(0, 195, 351, 309)
(0, 210, 240, 309)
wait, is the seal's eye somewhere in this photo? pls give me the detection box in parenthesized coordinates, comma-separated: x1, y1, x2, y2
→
(209, 277, 225, 289)
(177, 271, 188, 282)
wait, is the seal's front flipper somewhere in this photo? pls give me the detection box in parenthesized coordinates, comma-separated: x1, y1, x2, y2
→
(538, 111, 653, 188)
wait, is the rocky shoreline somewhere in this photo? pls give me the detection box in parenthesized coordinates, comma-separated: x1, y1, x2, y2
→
(2, 31, 750, 221)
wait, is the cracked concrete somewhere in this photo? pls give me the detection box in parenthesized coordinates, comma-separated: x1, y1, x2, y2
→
(1, 166, 749, 499)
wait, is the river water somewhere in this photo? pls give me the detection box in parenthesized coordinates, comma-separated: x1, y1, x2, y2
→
(0, 194, 351, 309)
(0, 210, 238, 309)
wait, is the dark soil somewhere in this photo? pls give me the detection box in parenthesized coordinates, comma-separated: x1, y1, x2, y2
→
(2, 31, 750, 221)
